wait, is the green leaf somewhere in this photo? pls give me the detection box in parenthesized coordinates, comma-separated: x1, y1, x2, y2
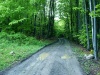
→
(9, 18, 27, 25)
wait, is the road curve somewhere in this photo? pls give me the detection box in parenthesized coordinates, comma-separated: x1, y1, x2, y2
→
(4, 38, 85, 75)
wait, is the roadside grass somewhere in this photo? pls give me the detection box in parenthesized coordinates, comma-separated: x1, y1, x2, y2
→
(0, 32, 52, 71)
(70, 42, 100, 75)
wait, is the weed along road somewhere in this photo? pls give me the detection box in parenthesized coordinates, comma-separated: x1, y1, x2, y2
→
(4, 39, 85, 75)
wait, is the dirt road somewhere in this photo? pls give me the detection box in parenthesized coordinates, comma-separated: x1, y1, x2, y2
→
(4, 38, 85, 75)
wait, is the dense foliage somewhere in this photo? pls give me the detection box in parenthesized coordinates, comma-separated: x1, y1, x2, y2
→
(0, 0, 100, 59)
(56, 0, 100, 60)
(0, 32, 51, 70)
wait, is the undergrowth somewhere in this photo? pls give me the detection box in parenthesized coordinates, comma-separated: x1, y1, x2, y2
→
(0, 32, 52, 71)
(71, 42, 100, 75)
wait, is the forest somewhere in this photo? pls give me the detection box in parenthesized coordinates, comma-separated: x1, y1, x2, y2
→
(0, 0, 100, 74)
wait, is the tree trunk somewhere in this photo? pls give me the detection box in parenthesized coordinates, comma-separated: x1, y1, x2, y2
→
(84, 0, 90, 50)
(89, 0, 94, 48)
(48, 0, 55, 38)
(70, 0, 73, 40)
(92, 0, 98, 60)
(76, 0, 79, 33)
(33, 14, 37, 36)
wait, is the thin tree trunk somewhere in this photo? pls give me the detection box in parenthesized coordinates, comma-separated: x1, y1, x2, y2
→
(33, 14, 37, 36)
(48, 0, 55, 38)
(93, 0, 98, 60)
(84, 0, 90, 50)
(70, 0, 73, 40)
(76, 0, 79, 33)
(89, 0, 94, 49)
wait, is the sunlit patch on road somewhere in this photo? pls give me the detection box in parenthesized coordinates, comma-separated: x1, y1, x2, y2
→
(61, 54, 70, 60)
(37, 52, 49, 60)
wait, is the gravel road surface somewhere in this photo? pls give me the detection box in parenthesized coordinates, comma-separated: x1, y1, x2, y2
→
(4, 38, 85, 75)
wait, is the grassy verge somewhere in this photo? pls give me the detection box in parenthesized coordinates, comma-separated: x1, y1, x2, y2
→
(0, 32, 53, 71)
(70, 42, 100, 75)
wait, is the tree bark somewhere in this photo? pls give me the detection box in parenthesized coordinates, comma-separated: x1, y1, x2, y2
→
(84, 0, 90, 50)
(92, 0, 98, 60)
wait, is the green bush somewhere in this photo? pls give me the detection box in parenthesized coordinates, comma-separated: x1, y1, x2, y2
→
(77, 25, 87, 47)
(77, 25, 92, 48)
(0, 32, 51, 70)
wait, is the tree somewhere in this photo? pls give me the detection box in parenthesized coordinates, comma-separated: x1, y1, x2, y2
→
(83, 0, 90, 50)
(48, 0, 55, 37)
(92, 0, 98, 60)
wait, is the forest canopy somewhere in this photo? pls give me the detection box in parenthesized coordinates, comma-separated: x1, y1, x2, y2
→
(0, 0, 100, 59)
